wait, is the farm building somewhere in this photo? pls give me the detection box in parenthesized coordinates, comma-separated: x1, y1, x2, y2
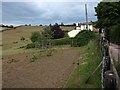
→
(80, 22, 93, 31)
(68, 22, 98, 38)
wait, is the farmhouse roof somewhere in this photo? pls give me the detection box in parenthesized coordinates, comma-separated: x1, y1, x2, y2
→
(80, 22, 93, 25)
(68, 30, 81, 38)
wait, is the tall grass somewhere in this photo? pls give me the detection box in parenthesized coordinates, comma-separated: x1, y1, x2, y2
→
(65, 39, 102, 88)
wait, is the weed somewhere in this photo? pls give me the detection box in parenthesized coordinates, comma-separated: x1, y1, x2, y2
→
(46, 49, 53, 56)
(20, 36, 25, 41)
(30, 55, 37, 62)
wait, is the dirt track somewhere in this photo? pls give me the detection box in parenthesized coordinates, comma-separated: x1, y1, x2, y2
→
(2, 48, 80, 88)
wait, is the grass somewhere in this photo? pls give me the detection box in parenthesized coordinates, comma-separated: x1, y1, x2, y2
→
(65, 39, 102, 88)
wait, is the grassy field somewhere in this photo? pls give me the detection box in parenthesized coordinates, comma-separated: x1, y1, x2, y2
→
(2, 26, 76, 56)
(2, 26, 102, 88)
(65, 40, 102, 88)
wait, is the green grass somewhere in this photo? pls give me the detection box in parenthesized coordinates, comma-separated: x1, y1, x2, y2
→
(65, 39, 102, 88)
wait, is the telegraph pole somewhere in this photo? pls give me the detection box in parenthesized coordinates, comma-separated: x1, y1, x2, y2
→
(85, 3, 88, 30)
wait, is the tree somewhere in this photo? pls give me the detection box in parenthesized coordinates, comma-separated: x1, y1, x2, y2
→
(49, 24, 52, 27)
(60, 22, 64, 26)
(30, 32, 41, 42)
(43, 26, 53, 39)
(73, 23, 76, 26)
(95, 1, 120, 42)
(54, 23, 59, 26)
(95, 2, 120, 28)
(51, 25, 64, 39)
(25, 24, 27, 26)
(39, 24, 42, 26)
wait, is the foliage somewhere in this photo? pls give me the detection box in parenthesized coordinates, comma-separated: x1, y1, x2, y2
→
(20, 36, 25, 41)
(51, 25, 64, 39)
(73, 30, 96, 47)
(43, 25, 64, 39)
(1, 24, 14, 28)
(66, 40, 102, 88)
(46, 49, 53, 56)
(64, 30, 69, 37)
(61, 22, 64, 26)
(43, 26, 53, 39)
(95, 2, 120, 28)
(95, 1, 120, 43)
(30, 31, 42, 42)
(19, 45, 26, 48)
(52, 37, 71, 45)
(39, 24, 43, 26)
(26, 43, 35, 49)
(110, 24, 120, 45)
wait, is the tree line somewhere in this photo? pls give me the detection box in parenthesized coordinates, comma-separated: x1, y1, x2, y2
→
(95, 1, 120, 45)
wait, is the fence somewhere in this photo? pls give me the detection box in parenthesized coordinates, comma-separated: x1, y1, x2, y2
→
(100, 36, 120, 90)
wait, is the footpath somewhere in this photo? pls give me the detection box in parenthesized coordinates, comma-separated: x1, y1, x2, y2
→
(109, 43, 120, 64)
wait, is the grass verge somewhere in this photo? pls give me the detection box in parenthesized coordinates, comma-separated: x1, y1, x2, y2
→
(65, 39, 102, 88)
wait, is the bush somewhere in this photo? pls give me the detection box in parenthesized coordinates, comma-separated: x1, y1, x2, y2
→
(20, 36, 25, 41)
(30, 32, 41, 42)
(52, 37, 71, 45)
(64, 30, 69, 37)
(19, 46, 26, 48)
(43, 26, 53, 39)
(110, 24, 120, 45)
(26, 43, 35, 49)
(51, 25, 64, 39)
(73, 30, 96, 47)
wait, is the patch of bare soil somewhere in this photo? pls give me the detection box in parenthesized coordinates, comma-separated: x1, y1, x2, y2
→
(2, 48, 80, 88)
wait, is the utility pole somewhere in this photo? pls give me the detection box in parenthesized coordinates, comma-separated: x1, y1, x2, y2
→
(85, 3, 88, 30)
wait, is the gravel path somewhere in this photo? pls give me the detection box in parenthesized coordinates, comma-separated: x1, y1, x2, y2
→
(109, 43, 120, 64)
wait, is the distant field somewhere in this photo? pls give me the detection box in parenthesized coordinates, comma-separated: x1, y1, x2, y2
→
(2, 26, 44, 51)
(60, 26, 75, 31)
(2, 26, 74, 51)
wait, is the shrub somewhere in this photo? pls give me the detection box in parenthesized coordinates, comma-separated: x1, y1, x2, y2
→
(110, 24, 120, 45)
(46, 49, 53, 56)
(20, 36, 25, 41)
(52, 37, 71, 45)
(26, 43, 35, 49)
(19, 46, 26, 48)
(30, 55, 37, 62)
(73, 30, 96, 47)
(43, 26, 53, 39)
(13, 41, 18, 44)
(30, 32, 41, 42)
(64, 30, 69, 37)
(51, 25, 64, 39)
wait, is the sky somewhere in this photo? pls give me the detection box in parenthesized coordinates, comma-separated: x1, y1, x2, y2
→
(1, 1, 100, 26)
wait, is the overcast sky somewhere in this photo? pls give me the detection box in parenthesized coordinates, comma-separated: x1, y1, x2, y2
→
(1, 1, 100, 25)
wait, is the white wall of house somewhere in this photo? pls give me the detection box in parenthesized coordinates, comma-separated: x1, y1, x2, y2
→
(80, 25, 93, 31)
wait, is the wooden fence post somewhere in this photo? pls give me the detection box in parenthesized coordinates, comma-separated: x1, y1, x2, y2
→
(104, 71, 116, 89)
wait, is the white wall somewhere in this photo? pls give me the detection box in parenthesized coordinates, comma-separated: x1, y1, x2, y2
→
(80, 25, 93, 31)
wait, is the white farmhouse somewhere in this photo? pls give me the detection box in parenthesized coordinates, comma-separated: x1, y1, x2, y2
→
(80, 22, 93, 31)
(68, 22, 98, 38)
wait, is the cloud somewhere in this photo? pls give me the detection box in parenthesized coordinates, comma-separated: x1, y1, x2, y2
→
(2, 2, 98, 25)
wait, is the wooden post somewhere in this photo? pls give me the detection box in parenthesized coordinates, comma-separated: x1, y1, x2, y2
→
(104, 71, 116, 89)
